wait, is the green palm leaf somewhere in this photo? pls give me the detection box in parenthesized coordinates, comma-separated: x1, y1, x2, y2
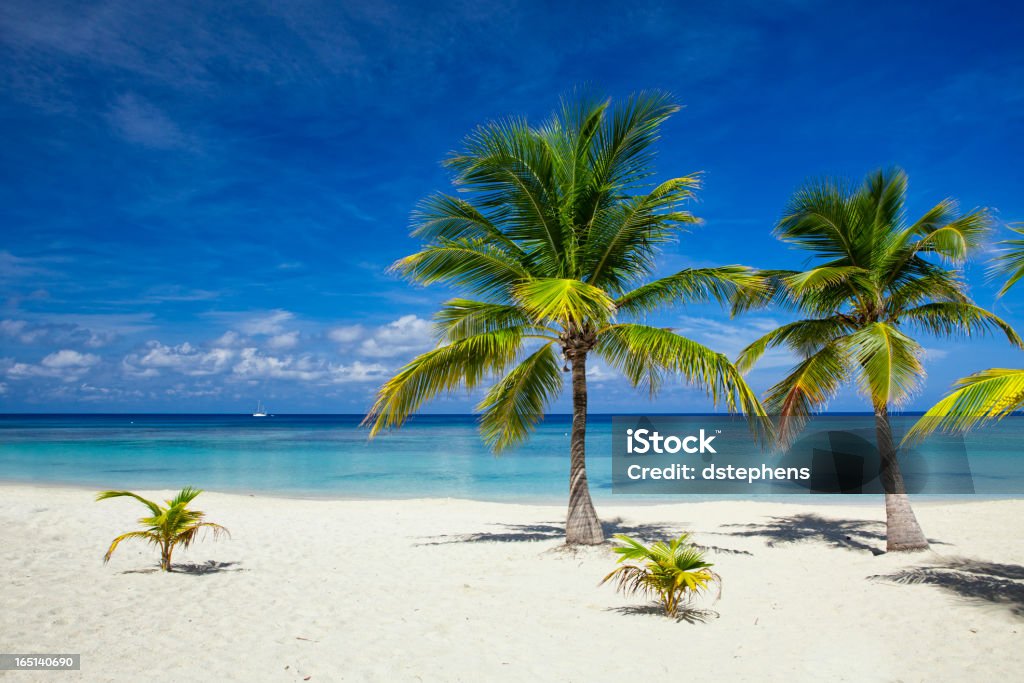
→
(513, 278, 615, 327)
(477, 343, 564, 451)
(364, 329, 525, 436)
(614, 266, 764, 317)
(905, 369, 1024, 442)
(992, 223, 1024, 296)
(840, 322, 923, 407)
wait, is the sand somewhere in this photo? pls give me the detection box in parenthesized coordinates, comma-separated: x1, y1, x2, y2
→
(1, 485, 1021, 682)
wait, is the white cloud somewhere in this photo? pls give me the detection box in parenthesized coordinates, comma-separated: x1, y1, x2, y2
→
(587, 363, 616, 381)
(214, 330, 241, 346)
(922, 347, 949, 361)
(232, 348, 321, 381)
(6, 349, 99, 382)
(328, 325, 365, 344)
(0, 318, 116, 348)
(41, 349, 99, 368)
(357, 315, 434, 358)
(124, 341, 234, 377)
(239, 310, 295, 335)
(267, 331, 299, 350)
(230, 348, 386, 384)
(325, 361, 389, 383)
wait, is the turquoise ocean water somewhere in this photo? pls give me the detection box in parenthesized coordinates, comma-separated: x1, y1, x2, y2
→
(0, 414, 1021, 502)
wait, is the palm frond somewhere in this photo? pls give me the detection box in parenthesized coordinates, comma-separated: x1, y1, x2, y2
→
(781, 265, 870, 296)
(95, 490, 162, 516)
(477, 343, 564, 452)
(839, 322, 923, 407)
(991, 223, 1024, 297)
(736, 316, 854, 373)
(103, 531, 159, 563)
(390, 239, 531, 296)
(597, 324, 771, 437)
(512, 278, 615, 327)
(764, 343, 850, 444)
(904, 369, 1024, 443)
(585, 175, 702, 288)
(614, 266, 764, 317)
(167, 486, 203, 508)
(364, 330, 525, 436)
(434, 299, 545, 342)
(410, 193, 525, 257)
(901, 302, 1022, 347)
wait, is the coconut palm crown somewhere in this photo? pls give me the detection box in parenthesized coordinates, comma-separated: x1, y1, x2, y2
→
(736, 169, 1021, 551)
(364, 91, 769, 545)
(905, 224, 1024, 441)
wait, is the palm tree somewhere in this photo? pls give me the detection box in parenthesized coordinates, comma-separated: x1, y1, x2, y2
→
(601, 533, 720, 618)
(736, 169, 1021, 552)
(364, 91, 769, 545)
(905, 225, 1024, 440)
(97, 487, 229, 571)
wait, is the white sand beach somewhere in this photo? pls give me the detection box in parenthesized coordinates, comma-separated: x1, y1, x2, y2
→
(2, 484, 1021, 682)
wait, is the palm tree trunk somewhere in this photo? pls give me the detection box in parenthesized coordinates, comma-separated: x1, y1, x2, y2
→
(874, 402, 929, 552)
(161, 542, 172, 571)
(566, 350, 604, 545)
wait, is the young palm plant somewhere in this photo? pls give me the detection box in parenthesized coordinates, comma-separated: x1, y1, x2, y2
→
(364, 91, 770, 545)
(97, 487, 229, 572)
(905, 225, 1024, 440)
(736, 169, 1021, 552)
(601, 533, 720, 618)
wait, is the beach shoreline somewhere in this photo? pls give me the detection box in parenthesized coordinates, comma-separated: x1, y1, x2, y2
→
(2, 483, 1021, 681)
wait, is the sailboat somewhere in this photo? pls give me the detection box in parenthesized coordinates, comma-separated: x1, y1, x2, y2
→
(252, 400, 268, 417)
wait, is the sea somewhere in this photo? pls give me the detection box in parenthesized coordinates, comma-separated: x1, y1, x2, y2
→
(0, 413, 1021, 502)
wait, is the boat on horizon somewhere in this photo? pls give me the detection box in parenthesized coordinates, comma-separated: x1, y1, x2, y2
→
(252, 401, 268, 417)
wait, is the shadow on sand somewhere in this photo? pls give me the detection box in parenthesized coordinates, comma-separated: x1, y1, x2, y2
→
(606, 604, 720, 624)
(870, 557, 1024, 617)
(122, 560, 244, 575)
(418, 517, 752, 555)
(715, 513, 946, 556)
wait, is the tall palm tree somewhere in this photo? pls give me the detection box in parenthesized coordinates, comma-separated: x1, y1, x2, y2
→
(736, 169, 1021, 552)
(905, 225, 1024, 440)
(364, 91, 769, 545)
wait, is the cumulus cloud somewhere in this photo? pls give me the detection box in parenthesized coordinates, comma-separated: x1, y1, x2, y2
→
(123, 341, 234, 377)
(356, 315, 435, 358)
(267, 331, 299, 350)
(586, 363, 616, 381)
(232, 348, 386, 383)
(41, 349, 100, 368)
(6, 349, 99, 381)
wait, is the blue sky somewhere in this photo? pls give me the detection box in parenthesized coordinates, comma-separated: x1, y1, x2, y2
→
(1, 0, 1022, 413)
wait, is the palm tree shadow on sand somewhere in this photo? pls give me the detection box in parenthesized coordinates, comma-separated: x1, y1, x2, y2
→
(417, 517, 752, 555)
(607, 604, 720, 624)
(714, 513, 947, 556)
(122, 560, 244, 575)
(870, 558, 1024, 617)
